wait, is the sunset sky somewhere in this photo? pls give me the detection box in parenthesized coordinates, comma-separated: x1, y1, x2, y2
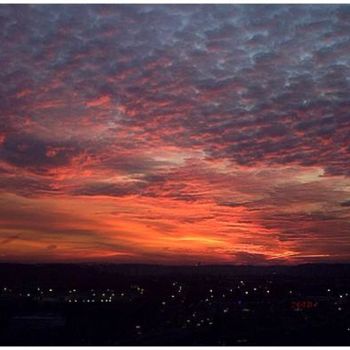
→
(0, 4, 350, 264)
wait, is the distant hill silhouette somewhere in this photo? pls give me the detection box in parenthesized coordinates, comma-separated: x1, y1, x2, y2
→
(0, 263, 350, 289)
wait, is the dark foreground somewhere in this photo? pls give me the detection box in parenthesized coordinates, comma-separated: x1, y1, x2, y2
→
(0, 263, 349, 345)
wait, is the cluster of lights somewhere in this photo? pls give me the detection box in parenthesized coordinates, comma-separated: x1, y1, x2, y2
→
(67, 298, 114, 303)
(8, 281, 350, 331)
(188, 317, 213, 328)
(135, 286, 145, 295)
(66, 287, 120, 303)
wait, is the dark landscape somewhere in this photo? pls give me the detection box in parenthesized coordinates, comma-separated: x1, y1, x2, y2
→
(0, 263, 349, 345)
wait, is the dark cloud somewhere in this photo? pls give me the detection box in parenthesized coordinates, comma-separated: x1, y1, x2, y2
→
(0, 133, 82, 174)
(340, 200, 350, 207)
(73, 181, 146, 197)
(0, 5, 349, 178)
(232, 251, 276, 265)
(0, 174, 59, 197)
(219, 202, 247, 208)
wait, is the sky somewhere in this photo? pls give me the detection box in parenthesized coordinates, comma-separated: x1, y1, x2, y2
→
(0, 4, 350, 264)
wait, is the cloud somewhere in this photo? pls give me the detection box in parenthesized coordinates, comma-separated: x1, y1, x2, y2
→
(0, 4, 349, 263)
(1, 234, 20, 245)
(0, 132, 82, 174)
